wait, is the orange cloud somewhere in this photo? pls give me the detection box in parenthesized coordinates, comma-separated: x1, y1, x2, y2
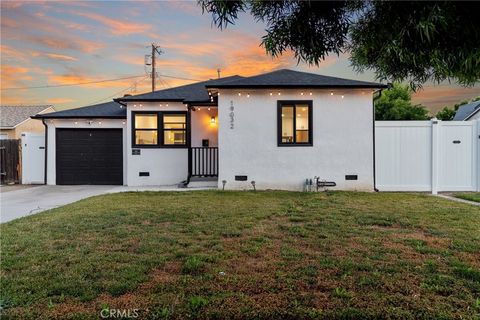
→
(1, 64, 32, 88)
(46, 98, 75, 104)
(27, 35, 104, 53)
(43, 53, 78, 61)
(412, 85, 480, 112)
(72, 11, 152, 35)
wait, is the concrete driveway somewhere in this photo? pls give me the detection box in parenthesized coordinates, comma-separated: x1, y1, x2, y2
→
(0, 184, 213, 223)
(0, 185, 118, 223)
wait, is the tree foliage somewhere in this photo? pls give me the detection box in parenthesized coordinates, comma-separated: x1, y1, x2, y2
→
(374, 83, 429, 120)
(200, 0, 480, 88)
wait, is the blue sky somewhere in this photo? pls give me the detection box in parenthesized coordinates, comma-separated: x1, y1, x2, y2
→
(1, 1, 479, 112)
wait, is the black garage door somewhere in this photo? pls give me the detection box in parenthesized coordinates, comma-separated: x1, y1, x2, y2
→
(56, 129, 123, 185)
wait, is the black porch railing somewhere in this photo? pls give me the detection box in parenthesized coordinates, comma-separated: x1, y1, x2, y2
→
(188, 147, 218, 178)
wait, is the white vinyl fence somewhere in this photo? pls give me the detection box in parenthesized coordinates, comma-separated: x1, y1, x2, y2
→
(21, 133, 45, 184)
(375, 120, 479, 193)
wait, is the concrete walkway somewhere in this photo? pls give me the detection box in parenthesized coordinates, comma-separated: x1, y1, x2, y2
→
(1, 185, 215, 223)
(434, 194, 480, 206)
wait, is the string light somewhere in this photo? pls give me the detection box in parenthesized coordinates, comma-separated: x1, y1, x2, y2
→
(166, 104, 169, 107)
(139, 104, 142, 107)
(341, 95, 344, 99)
(247, 93, 250, 98)
(133, 104, 137, 107)
(122, 121, 126, 125)
(208, 107, 211, 111)
(300, 92, 304, 95)
(278, 92, 281, 96)
(330, 91, 334, 96)
(269, 92, 273, 96)
(238, 92, 242, 96)
(309, 92, 312, 96)
(98, 121, 102, 125)
(74, 121, 78, 125)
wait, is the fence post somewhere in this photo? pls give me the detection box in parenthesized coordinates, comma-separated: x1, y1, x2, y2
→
(477, 119, 480, 192)
(431, 119, 440, 194)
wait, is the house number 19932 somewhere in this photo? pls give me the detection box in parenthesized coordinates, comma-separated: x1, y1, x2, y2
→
(229, 100, 234, 129)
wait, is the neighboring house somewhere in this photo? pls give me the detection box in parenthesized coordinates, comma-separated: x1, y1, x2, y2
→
(452, 101, 480, 121)
(32, 69, 386, 190)
(0, 105, 55, 139)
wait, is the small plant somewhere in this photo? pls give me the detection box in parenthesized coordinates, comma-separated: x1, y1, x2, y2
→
(332, 287, 351, 299)
(47, 298, 54, 309)
(182, 256, 205, 275)
(474, 298, 480, 310)
(188, 295, 208, 316)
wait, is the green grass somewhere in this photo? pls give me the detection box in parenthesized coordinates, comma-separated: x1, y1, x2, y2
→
(1, 191, 479, 319)
(454, 192, 480, 203)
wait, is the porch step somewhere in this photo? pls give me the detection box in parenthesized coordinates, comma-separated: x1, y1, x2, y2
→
(186, 177, 218, 188)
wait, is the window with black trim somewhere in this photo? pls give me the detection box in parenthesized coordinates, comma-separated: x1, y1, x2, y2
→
(134, 113, 158, 145)
(163, 114, 186, 145)
(278, 101, 312, 146)
(132, 111, 188, 147)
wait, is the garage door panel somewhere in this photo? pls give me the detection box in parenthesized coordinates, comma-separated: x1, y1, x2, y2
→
(56, 129, 123, 185)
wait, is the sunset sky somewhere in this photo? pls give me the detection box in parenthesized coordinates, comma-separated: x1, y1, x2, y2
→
(1, 1, 479, 113)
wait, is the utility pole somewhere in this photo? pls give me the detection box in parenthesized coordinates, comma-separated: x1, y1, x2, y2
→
(150, 44, 163, 92)
(217, 68, 221, 79)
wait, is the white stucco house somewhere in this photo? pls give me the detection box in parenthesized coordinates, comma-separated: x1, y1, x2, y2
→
(32, 69, 387, 191)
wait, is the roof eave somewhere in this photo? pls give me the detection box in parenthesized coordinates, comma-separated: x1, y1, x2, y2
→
(206, 84, 388, 89)
(114, 98, 185, 103)
(464, 108, 480, 120)
(31, 115, 126, 120)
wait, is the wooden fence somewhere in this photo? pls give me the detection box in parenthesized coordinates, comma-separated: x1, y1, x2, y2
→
(0, 139, 21, 184)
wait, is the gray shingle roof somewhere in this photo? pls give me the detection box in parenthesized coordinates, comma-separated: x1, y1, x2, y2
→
(453, 101, 480, 121)
(0, 105, 53, 128)
(32, 102, 126, 119)
(116, 75, 244, 103)
(205, 69, 387, 89)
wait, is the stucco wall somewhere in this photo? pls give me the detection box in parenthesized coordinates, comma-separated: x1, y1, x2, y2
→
(217, 89, 375, 191)
(126, 102, 187, 186)
(191, 107, 218, 147)
(45, 118, 127, 185)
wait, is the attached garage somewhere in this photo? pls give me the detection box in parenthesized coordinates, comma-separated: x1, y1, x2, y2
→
(56, 128, 123, 185)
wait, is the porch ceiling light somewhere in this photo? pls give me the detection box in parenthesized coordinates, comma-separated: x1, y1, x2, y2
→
(269, 92, 273, 96)
(247, 93, 250, 98)
(210, 116, 216, 124)
(341, 95, 344, 99)
(300, 92, 304, 95)
(309, 92, 313, 96)
(238, 92, 242, 96)
(330, 91, 334, 96)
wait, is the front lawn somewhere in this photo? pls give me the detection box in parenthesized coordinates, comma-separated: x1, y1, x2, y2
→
(1, 191, 479, 319)
(454, 192, 480, 203)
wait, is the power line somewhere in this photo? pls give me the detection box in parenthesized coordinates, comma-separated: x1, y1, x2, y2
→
(159, 74, 202, 82)
(2, 73, 204, 91)
(1, 75, 146, 91)
(85, 76, 149, 106)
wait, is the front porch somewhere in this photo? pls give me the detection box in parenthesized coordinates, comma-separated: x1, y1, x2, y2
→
(184, 104, 219, 187)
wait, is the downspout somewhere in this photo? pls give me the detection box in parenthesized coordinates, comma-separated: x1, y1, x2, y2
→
(42, 119, 48, 185)
(372, 88, 383, 192)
